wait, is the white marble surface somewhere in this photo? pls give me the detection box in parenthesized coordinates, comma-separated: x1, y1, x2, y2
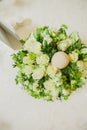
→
(0, 0, 87, 130)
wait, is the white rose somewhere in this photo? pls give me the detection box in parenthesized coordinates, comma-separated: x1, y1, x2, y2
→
(36, 54, 49, 65)
(24, 39, 41, 54)
(44, 79, 56, 91)
(23, 56, 33, 65)
(23, 65, 33, 75)
(57, 41, 68, 51)
(77, 60, 85, 71)
(66, 38, 74, 46)
(47, 64, 57, 77)
(57, 38, 73, 51)
(69, 51, 78, 62)
(32, 66, 45, 80)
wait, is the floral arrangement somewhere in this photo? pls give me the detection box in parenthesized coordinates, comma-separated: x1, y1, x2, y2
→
(12, 25, 87, 101)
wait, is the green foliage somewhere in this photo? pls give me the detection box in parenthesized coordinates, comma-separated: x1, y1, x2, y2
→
(29, 52, 36, 61)
(79, 53, 87, 61)
(61, 62, 83, 92)
(66, 40, 82, 53)
(49, 24, 68, 43)
(38, 75, 49, 87)
(15, 71, 28, 84)
(12, 50, 28, 68)
(41, 41, 58, 60)
(34, 26, 49, 43)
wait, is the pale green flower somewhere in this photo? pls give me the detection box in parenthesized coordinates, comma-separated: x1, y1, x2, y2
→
(69, 51, 78, 62)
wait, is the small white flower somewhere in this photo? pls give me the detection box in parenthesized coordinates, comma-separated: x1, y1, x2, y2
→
(23, 65, 33, 75)
(24, 39, 41, 54)
(32, 66, 45, 80)
(69, 51, 78, 62)
(47, 64, 57, 78)
(36, 54, 49, 65)
(44, 79, 56, 91)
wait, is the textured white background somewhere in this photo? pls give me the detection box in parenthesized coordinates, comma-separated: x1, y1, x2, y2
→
(0, 0, 87, 130)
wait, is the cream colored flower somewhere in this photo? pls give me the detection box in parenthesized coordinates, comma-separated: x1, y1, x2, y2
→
(69, 51, 78, 62)
(36, 54, 49, 65)
(77, 60, 85, 71)
(57, 41, 68, 51)
(57, 38, 73, 51)
(47, 64, 57, 77)
(24, 39, 41, 54)
(32, 66, 45, 80)
(44, 79, 56, 91)
(23, 56, 33, 65)
(23, 65, 33, 75)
